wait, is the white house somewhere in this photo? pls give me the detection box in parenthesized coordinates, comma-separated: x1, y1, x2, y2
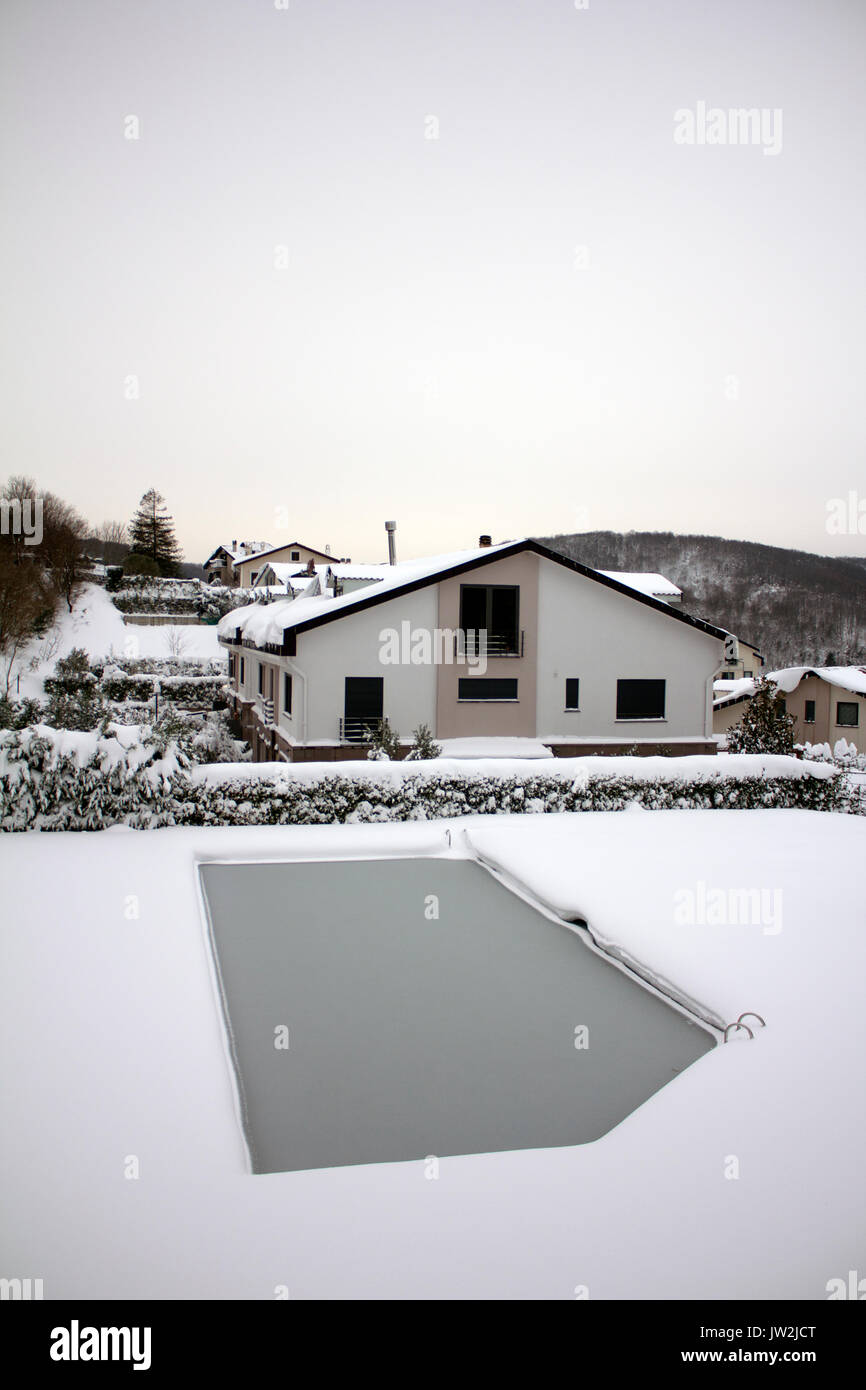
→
(218, 539, 733, 762)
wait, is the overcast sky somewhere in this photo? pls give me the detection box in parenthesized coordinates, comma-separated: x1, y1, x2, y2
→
(1, 0, 864, 565)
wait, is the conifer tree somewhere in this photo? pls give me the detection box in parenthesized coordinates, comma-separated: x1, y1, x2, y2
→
(128, 489, 183, 575)
(726, 677, 796, 755)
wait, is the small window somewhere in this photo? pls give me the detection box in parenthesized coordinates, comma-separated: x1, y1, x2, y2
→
(743, 669, 753, 677)
(837, 701, 859, 728)
(228, 654, 235, 680)
(258, 664, 265, 695)
(291, 551, 300, 561)
(250, 572, 258, 584)
(457, 678, 518, 701)
(616, 679, 666, 720)
(565, 678, 580, 710)
(804, 700, 816, 724)
(240, 657, 245, 683)
(283, 673, 293, 715)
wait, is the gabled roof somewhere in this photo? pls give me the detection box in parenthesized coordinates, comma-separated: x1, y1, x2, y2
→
(205, 541, 271, 566)
(218, 538, 730, 652)
(232, 539, 333, 569)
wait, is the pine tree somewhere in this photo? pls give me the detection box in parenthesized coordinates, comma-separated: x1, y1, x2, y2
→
(404, 723, 442, 760)
(128, 489, 183, 576)
(726, 677, 796, 755)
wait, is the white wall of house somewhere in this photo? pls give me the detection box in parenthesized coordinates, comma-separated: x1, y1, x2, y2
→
(283, 586, 439, 744)
(535, 559, 724, 741)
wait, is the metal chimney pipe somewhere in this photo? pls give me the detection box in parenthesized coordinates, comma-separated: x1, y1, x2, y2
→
(385, 520, 397, 565)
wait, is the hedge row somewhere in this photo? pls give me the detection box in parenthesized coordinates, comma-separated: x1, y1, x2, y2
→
(0, 726, 855, 832)
(99, 674, 227, 705)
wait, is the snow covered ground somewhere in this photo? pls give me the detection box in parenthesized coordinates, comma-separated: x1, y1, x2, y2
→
(11, 584, 223, 700)
(1, 809, 863, 1299)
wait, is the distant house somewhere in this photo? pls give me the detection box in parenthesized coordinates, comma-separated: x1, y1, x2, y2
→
(204, 541, 271, 587)
(218, 537, 733, 763)
(233, 540, 334, 589)
(713, 638, 765, 683)
(714, 666, 866, 748)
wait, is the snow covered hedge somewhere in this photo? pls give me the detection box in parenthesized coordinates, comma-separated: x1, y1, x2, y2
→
(0, 730, 857, 832)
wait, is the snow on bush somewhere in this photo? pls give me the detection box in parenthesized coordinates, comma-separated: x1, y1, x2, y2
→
(0, 734, 856, 832)
(797, 738, 866, 771)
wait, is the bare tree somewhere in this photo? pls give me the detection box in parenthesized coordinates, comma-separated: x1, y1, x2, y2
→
(164, 625, 191, 658)
(95, 520, 127, 546)
(0, 545, 50, 693)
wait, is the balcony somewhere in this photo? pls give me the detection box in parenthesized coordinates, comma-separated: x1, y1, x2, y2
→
(339, 715, 383, 744)
(457, 629, 525, 659)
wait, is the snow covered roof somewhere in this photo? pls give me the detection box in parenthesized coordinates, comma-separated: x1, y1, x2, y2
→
(326, 562, 390, 580)
(205, 541, 271, 565)
(768, 666, 866, 696)
(218, 540, 730, 651)
(714, 666, 866, 708)
(232, 539, 333, 569)
(598, 571, 682, 599)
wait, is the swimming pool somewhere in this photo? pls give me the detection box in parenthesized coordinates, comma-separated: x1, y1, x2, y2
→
(199, 857, 715, 1174)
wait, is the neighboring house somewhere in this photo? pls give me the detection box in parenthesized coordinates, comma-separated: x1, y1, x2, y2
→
(253, 561, 390, 598)
(233, 540, 335, 588)
(713, 638, 765, 683)
(714, 666, 866, 748)
(218, 538, 733, 763)
(205, 541, 271, 586)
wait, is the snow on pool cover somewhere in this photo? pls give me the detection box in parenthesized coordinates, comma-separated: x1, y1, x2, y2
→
(199, 858, 715, 1174)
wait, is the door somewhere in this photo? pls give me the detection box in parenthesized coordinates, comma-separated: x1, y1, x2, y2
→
(344, 677, 384, 743)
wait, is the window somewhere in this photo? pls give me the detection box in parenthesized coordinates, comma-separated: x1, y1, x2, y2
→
(228, 654, 235, 680)
(258, 664, 265, 695)
(250, 571, 258, 584)
(743, 669, 753, 677)
(458, 677, 518, 701)
(837, 701, 859, 728)
(283, 673, 293, 716)
(616, 679, 666, 720)
(240, 657, 245, 683)
(459, 584, 519, 656)
(565, 678, 580, 710)
(804, 700, 816, 724)
(291, 551, 300, 561)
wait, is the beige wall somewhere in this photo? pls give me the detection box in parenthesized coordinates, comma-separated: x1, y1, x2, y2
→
(715, 675, 865, 748)
(785, 675, 864, 747)
(235, 544, 328, 587)
(435, 551, 539, 738)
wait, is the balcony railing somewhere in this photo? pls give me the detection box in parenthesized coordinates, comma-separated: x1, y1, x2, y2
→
(339, 715, 383, 744)
(457, 629, 524, 658)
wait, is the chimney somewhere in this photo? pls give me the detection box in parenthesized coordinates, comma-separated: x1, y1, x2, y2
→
(306, 557, 316, 575)
(232, 539, 237, 550)
(479, 534, 492, 547)
(385, 520, 397, 565)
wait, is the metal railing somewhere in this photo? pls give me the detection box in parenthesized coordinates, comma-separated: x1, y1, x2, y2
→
(456, 629, 524, 658)
(339, 715, 383, 744)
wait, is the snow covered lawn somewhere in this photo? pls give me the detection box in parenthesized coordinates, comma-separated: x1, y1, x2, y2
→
(1, 810, 863, 1299)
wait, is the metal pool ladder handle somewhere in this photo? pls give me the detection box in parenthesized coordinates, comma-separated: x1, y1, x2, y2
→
(723, 1011, 767, 1042)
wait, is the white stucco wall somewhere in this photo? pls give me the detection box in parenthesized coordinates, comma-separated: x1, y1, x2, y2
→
(535, 559, 724, 741)
(284, 586, 439, 744)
